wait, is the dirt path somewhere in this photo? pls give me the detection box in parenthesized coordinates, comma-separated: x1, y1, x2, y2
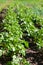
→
(0, 0, 13, 11)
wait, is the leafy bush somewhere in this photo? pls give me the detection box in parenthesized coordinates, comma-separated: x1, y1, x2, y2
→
(0, 7, 29, 65)
(14, 5, 43, 48)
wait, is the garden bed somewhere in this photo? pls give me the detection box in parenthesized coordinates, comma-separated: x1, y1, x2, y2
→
(0, 0, 43, 64)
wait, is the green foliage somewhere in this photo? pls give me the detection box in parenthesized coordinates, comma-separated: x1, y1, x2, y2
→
(0, 6, 29, 65)
(0, 0, 43, 65)
(14, 5, 43, 48)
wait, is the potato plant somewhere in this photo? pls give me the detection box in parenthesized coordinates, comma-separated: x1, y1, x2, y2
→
(14, 5, 43, 49)
(0, 7, 29, 65)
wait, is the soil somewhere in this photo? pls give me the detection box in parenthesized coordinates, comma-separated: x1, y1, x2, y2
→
(0, 44, 43, 65)
(26, 47, 43, 65)
(0, 55, 12, 65)
(25, 36, 43, 65)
